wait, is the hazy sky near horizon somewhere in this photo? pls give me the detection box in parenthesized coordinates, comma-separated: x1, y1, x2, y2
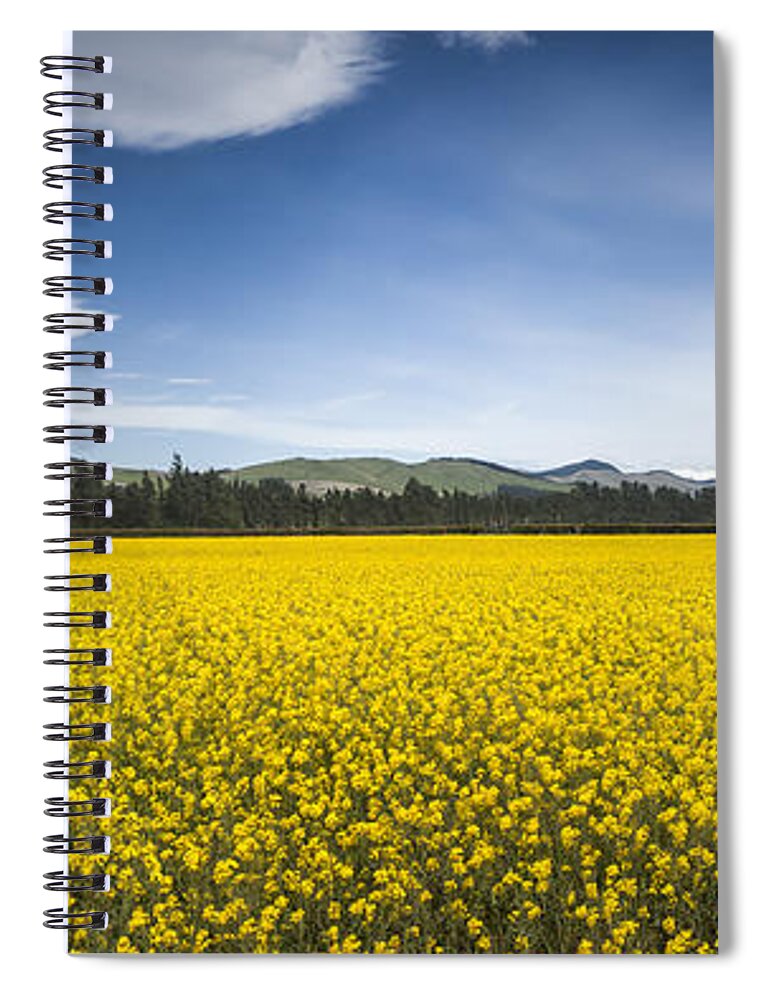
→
(74, 30, 715, 476)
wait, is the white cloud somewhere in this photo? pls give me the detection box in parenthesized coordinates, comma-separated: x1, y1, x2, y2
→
(438, 31, 534, 52)
(167, 377, 213, 385)
(76, 31, 386, 150)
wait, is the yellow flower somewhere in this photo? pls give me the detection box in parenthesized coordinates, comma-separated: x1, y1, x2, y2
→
(66, 534, 716, 955)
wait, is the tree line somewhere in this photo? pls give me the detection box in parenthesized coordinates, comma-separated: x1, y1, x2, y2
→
(71, 455, 716, 532)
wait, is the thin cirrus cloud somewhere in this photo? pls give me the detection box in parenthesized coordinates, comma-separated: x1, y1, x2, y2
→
(76, 31, 388, 151)
(105, 335, 715, 471)
(106, 400, 497, 457)
(437, 31, 535, 52)
(108, 374, 211, 384)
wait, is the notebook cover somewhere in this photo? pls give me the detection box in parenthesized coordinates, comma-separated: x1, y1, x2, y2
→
(65, 30, 716, 954)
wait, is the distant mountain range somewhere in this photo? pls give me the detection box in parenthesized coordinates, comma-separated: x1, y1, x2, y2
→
(112, 457, 715, 497)
(541, 460, 715, 495)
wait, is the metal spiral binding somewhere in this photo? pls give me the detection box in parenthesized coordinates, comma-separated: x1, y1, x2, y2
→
(45, 799, 110, 817)
(41, 55, 111, 79)
(43, 426, 113, 444)
(44, 498, 112, 517)
(42, 53, 112, 932)
(44, 610, 111, 628)
(43, 203, 114, 224)
(44, 574, 111, 593)
(44, 688, 111, 705)
(44, 460, 112, 479)
(43, 387, 111, 407)
(44, 758, 110, 780)
(43, 352, 112, 370)
(44, 312, 111, 335)
(44, 538, 112, 555)
(44, 92, 112, 116)
(43, 238, 112, 259)
(43, 128, 113, 153)
(43, 648, 111, 667)
(44, 164, 113, 189)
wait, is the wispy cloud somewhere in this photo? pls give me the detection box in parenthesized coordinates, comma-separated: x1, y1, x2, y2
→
(208, 393, 251, 404)
(437, 31, 535, 52)
(167, 377, 213, 386)
(107, 401, 466, 455)
(317, 390, 385, 413)
(106, 343, 714, 471)
(77, 31, 386, 150)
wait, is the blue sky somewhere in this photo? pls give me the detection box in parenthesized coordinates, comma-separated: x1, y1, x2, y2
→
(74, 31, 714, 475)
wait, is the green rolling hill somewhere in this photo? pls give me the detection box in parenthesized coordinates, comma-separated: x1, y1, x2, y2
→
(109, 456, 712, 497)
(221, 456, 566, 495)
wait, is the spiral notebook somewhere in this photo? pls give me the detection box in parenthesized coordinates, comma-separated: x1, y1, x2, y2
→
(42, 30, 717, 954)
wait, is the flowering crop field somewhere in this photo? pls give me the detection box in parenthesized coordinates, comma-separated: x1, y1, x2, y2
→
(69, 534, 717, 954)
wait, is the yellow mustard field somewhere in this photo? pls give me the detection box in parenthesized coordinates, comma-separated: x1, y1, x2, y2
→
(69, 534, 717, 954)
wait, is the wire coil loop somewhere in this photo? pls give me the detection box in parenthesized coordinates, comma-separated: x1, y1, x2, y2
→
(43, 128, 111, 152)
(43, 163, 111, 188)
(44, 461, 111, 480)
(40, 55, 109, 79)
(43, 312, 109, 335)
(43, 351, 111, 370)
(43, 237, 110, 259)
(43, 425, 112, 444)
(43, 536, 112, 555)
(43, 909, 108, 930)
(43, 870, 109, 891)
(43, 686, 111, 705)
